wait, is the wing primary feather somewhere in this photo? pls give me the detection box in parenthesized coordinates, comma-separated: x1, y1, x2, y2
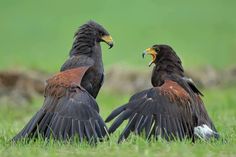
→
(165, 116, 174, 140)
(22, 111, 45, 138)
(108, 110, 132, 134)
(84, 121, 92, 141)
(147, 116, 156, 140)
(118, 113, 138, 143)
(63, 118, 72, 140)
(159, 114, 162, 138)
(174, 118, 184, 140)
(161, 116, 168, 140)
(134, 115, 144, 134)
(56, 117, 68, 139)
(105, 105, 127, 122)
(182, 117, 193, 138)
(15, 116, 35, 139)
(181, 117, 188, 137)
(43, 113, 56, 138)
(95, 120, 103, 138)
(45, 113, 58, 139)
(89, 120, 98, 142)
(154, 125, 160, 140)
(71, 119, 76, 138)
(137, 116, 148, 133)
(169, 117, 178, 139)
(154, 116, 161, 140)
(97, 117, 107, 136)
(144, 115, 153, 139)
(78, 121, 84, 142)
(179, 117, 187, 139)
(40, 113, 56, 136)
(51, 116, 63, 139)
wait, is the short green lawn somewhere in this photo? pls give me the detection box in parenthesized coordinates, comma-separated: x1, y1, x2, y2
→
(0, 88, 235, 157)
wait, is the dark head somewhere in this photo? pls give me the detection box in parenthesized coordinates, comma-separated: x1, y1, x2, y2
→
(142, 45, 181, 67)
(142, 44, 184, 86)
(86, 21, 113, 48)
(70, 20, 113, 56)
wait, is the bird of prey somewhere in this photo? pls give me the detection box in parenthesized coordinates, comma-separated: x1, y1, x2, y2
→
(106, 44, 219, 143)
(13, 21, 113, 142)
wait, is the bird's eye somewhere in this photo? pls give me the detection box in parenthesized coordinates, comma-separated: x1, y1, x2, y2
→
(155, 47, 160, 52)
(99, 31, 104, 36)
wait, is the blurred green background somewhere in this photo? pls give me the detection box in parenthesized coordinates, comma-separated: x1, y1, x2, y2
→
(0, 0, 236, 157)
(0, 0, 235, 72)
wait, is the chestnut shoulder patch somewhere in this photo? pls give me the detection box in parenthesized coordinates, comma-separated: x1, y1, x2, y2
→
(159, 80, 191, 104)
(45, 67, 90, 97)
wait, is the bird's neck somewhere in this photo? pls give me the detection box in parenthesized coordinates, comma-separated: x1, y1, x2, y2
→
(69, 41, 103, 72)
(151, 57, 184, 87)
(90, 42, 104, 72)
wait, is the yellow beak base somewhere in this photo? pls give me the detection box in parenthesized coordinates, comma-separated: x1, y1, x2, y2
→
(143, 48, 157, 66)
(101, 35, 113, 48)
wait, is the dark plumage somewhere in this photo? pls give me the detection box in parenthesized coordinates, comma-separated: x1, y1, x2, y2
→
(13, 21, 113, 142)
(61, 20, 113, 98)
(106, 44, 218, 143)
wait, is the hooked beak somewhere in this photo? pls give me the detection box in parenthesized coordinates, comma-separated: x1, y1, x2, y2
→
(101, 35, 114, 49)
(142, 48, 157, 67)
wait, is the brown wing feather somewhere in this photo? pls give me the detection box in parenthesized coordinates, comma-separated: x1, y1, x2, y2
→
(106, 79, 218, 142)
(106, 80, 197, 143)
(159, 80, 191, 104)
(13, 66, 108, 142)
(44, 67, 89, 98)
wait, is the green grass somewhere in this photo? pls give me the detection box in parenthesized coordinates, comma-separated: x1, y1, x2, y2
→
(0, 0, 236, 156)
(0, 88, 236, 157)
(0, 0, 236, 72)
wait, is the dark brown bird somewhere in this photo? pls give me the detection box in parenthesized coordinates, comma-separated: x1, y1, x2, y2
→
(106, 44, 219, 143)
(13, 21, 113, 142)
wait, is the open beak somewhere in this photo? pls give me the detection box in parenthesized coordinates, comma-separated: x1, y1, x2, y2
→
(142, 48, 157, 67)
(101, 35, 114, 49)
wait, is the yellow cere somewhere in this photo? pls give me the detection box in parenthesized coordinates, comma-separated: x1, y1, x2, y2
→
(101, 35, 113, 43)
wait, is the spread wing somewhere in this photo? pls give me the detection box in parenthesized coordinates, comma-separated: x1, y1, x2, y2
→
(13, 66, 107, 143)
(106, 80, 218, 143)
